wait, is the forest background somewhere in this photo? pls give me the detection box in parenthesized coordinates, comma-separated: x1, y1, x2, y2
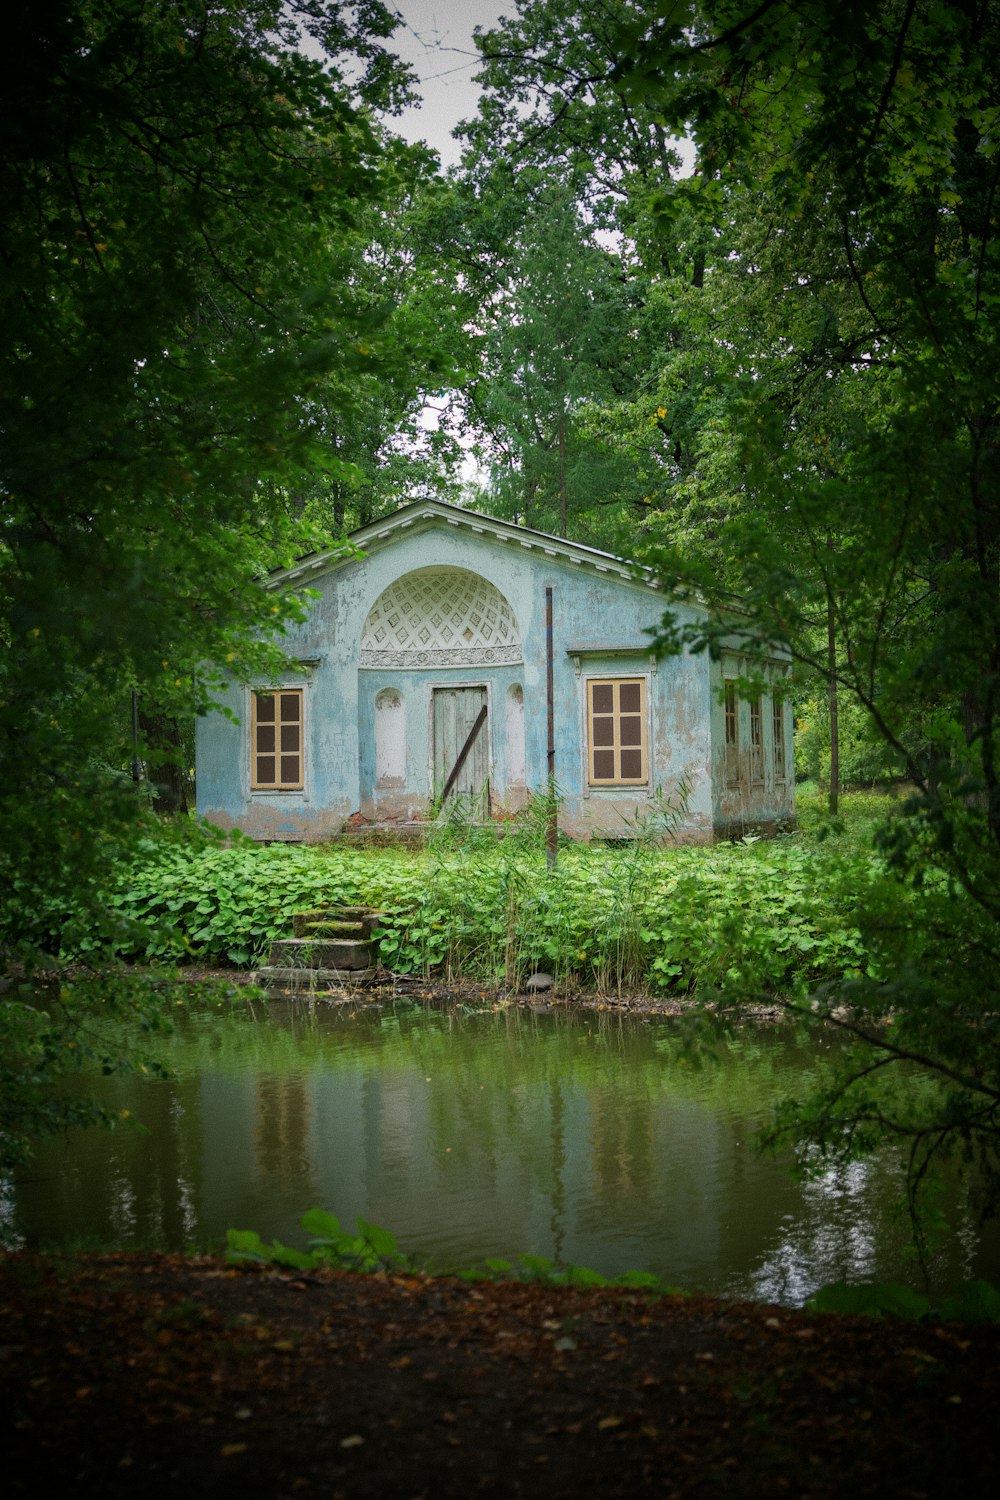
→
(1, 1, 998, 1249)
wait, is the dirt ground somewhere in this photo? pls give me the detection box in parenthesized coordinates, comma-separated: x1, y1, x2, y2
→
(2, 1250, 997, 1499)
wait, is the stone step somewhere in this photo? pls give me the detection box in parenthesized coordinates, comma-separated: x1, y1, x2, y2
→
(297, 920, 367, 940)
(291, 907, 330, 936)
(336, 908, 386, 939)
(292, 907, 386, 939)
(268, 937, 372, 971)
(255, 965, 377, 991)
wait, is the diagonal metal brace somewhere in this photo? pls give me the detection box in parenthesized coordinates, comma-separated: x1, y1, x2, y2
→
(439, 704, 488, 805)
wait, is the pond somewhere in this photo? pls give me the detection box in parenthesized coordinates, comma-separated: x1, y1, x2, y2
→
(6, 1000, 999, 1305)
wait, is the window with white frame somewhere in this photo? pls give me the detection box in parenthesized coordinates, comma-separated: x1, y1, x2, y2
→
(587, 677, 647, 785)
(251, 689, 303, 790)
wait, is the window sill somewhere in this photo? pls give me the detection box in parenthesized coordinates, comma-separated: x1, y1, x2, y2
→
(585, 783, 651, 795)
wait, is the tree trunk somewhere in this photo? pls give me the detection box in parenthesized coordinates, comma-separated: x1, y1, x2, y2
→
(138, 703, 190, 815)
(557, 410, 567, 539)
(827, 584, 839, 815)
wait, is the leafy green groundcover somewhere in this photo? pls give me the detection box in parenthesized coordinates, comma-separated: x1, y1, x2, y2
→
(49, 828, 902, 997)
(228, 1208, 683, 1296)
(805, 1278, 1000, 1323)
(229, 1210, 1000, 1324)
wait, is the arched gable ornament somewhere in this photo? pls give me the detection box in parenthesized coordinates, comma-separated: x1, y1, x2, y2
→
(360, 567, 522, 668)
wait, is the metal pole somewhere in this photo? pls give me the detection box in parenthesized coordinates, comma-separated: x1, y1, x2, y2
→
(546, 586, 557, 870)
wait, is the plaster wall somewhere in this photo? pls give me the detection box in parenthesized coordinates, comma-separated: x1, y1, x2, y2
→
(195, 515, 784, 842)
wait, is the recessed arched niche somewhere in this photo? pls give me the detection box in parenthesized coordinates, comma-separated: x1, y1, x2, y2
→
(375, 687, 406, 788)
(360, 567, 522, 668)
(505, 683, 525, 787)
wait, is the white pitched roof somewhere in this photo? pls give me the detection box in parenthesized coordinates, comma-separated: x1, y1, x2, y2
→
(265, 498, 662, 592)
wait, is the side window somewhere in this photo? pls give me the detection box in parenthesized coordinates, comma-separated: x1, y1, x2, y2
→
(772, 694, 786, 782)
(252, 689, 303, 790)
(750, 696, 764, 785)
(724, 681, 740, 787)
(587, 678, 647, 785)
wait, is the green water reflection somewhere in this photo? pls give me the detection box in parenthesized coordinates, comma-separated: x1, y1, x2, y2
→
(7, 1002, 999, 1304)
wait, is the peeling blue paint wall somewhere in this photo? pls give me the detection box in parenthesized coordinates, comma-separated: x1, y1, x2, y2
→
(194, 505, 793, 841)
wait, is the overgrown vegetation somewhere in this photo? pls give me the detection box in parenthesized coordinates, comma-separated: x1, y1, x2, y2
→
(0, 788, 882, 1173)
(3, 789, 996, 1280)
(15, 795, 889, 997)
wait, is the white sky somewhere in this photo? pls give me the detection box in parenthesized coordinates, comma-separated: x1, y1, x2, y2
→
(385, 1, 513, 166)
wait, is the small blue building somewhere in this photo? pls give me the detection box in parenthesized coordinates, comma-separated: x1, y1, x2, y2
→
(195, 500, 794, 841)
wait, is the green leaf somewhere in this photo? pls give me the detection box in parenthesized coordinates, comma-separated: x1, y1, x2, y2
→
(934, 1280, 1000, 1324)
(301, 1207, 343, 1240)
(806, 1281, 930, 1320)
(268, 1243, 317, 1271)
(566, 1265, 609, 1287)
(225, 1229, 269, 1263)
(356, 1217, 399, 1259)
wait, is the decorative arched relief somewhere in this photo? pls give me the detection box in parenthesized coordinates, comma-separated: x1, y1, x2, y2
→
(375, 688, 406, 788)
(505, 684, 525, 787)
(360, 567, 522, 668)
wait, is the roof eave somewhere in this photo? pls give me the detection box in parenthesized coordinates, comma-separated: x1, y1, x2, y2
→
(264, 500, 663, 594)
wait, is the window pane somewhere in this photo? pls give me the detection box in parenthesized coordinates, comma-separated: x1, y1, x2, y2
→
(725, 685, 737, 744)
(592, 749, 616, 780)
(620, 748, 643, 779)
(254, 688, 303, 788)
(588, 677, 646, 786)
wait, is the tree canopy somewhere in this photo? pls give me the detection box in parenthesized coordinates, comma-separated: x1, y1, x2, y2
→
(0, 1, 464, 1158)
(448, 0, 1000, 1228)
(0, 1, 459, 925)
